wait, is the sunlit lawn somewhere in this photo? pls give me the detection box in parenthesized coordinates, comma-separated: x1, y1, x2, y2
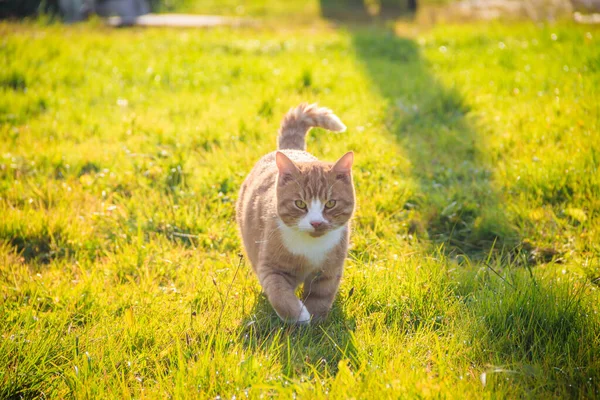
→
(1, 4, 599, 398)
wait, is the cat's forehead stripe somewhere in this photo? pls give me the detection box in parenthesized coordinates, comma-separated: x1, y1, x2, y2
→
(298, 168, 330, 200)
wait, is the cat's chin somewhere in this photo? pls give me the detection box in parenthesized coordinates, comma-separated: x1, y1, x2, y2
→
(293, 227, 328, 238)
(308, 231, 327, 238)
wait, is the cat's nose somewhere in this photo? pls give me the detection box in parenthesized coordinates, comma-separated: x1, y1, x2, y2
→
(310, 221, 323, 229)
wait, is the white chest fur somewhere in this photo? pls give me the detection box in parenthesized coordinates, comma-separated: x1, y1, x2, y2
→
(278, 220, 345, 267)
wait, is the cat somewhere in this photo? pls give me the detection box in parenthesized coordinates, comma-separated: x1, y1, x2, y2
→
(236, 103, 355, 325)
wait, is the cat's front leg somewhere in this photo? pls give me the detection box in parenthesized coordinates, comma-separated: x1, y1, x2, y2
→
(302, 270, 342, 321)
(258, 269, 310, 325)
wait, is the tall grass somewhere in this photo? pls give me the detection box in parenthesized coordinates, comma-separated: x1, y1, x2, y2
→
(1, 8, 599, 399)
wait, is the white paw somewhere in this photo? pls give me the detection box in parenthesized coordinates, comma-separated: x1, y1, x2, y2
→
(297, 302, 311, 325)
(275, 300, 311, 325)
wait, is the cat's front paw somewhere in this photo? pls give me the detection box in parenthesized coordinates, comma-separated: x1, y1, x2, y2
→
(296, 302, 311, 325)
(274, 299, 312, 325)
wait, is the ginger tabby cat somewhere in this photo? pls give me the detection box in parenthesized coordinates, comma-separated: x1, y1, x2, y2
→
(236, 103, 355, 324)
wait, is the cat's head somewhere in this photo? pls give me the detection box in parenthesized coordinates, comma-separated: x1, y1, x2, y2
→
(275, 151, 355, 237)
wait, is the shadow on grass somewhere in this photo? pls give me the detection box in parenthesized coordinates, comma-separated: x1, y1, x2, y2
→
(322, 0, 518, 259)
(319, 2, 600, 396)
(231, 0, 521, 383)
(237, 294, 359, 377)
(1, 225, 74, 264)
(455, 268, 600, 396)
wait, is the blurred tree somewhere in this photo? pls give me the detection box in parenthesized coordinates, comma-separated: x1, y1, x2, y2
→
(320, 0, 368, 20)
(0, 0, 59, 18)
(320, 0, 418, 20)
(380, 0, 418, 17)
(0, 0, 149, 21)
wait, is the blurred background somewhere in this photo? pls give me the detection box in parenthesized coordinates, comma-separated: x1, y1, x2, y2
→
(2, 0, 599, 24)
(2, 0, 600, 398)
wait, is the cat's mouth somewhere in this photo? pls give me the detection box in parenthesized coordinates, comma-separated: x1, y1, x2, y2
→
(295, 225, 329, 237)
(308, 230, 327, 238)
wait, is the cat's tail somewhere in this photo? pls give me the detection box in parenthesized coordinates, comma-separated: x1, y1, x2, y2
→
(277, 103, 346, 151)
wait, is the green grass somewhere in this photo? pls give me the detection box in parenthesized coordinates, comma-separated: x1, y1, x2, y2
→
(149, 0, 320, 19)
(148, 0, 449, 20)
(1, 5, 600, 398)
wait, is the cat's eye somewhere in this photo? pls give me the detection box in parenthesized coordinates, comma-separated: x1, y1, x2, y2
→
(325, 200, 336, 209)
(295, 200, 307, 209)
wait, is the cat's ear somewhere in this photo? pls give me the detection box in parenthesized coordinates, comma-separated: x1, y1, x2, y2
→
(276, 151, 299, 184)
(332, 151, 353, 179)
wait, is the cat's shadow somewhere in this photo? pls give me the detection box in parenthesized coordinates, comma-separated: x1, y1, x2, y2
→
(237, 293, 359, 376)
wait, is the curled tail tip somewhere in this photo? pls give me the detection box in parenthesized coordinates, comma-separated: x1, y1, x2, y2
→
(291, 102, 346, 132)
(278, 103, 346, 150)
(325, 113, 347, 133)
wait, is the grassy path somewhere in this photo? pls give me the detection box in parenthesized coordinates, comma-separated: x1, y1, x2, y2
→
(1, 13, 599, 399)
